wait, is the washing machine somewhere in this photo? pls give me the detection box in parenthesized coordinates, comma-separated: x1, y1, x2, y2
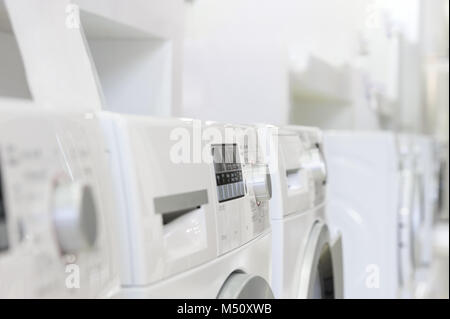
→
(100, 113, 273, 298)
(0, 102, 120, 298)
(256, 124, 342, 299)
(415, 135, 439, 266)
(396, 134, 422, 298)
(323, 131, 400, 299)
(408, 135, 440, 297)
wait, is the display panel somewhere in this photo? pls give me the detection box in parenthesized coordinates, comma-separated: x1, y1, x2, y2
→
(212, 144, 245, 203)
(0, 163, 8, 252)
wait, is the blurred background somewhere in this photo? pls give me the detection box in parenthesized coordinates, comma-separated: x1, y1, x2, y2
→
(1, 0, 448, 298)
(182, 0, 449, 298)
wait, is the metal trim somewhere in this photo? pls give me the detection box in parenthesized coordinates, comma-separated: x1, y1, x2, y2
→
(217, 272, 274, 299)
(298, 222, 335, 299)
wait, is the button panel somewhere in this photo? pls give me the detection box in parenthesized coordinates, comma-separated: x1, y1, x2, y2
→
(212, 144, 246, 203)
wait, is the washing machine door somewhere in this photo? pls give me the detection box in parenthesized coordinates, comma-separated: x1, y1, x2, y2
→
(298, 222, 338, 299)
(217, 273, 274, 299)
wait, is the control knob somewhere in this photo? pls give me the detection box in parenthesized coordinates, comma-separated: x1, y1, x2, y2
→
(52, 182, 98, 254)
(247, 164, 272, 202)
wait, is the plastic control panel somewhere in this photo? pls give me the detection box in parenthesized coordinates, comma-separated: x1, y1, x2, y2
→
(0, 109, 119, 298)
(213, 144, 246, 202)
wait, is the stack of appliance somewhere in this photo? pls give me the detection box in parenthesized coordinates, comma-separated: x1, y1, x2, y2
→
(0, 101, 441, 298)
(1, 100, 352, 299)
(1, 0, 443, 300)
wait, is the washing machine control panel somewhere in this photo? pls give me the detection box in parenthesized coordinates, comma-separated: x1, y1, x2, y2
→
(212, 144, 245, 203)
(208, 126, 271, 256)
(0, 110, 119, 298)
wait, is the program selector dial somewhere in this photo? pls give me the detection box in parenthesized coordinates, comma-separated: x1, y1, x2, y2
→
(52, 182, 98, 254)
(304, 146, 327, 184)
(247, 164, 272, 202)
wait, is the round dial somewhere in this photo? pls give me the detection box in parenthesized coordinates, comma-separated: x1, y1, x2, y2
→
(247, 164, 272, 202)
(52, 182, 98, 254)
(305, 147, 327, 183)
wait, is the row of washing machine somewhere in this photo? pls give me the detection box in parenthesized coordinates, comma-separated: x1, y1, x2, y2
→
(0, 100, 441, 299)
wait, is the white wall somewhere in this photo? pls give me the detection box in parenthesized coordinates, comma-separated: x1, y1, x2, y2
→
(182, 0, 290, 124)
(181, 0, 426, 130)
(182, 0, 373, 125)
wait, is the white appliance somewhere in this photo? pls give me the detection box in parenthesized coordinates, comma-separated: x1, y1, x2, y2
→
(260, 124, 342, 298)
(100, 113, 274, 298)
(436, 142, 449, 220)
(324, 131, 400, 299)
(397, 134, 422, 298)
(409, 135, 440, 296)
(0, 103, 120, 298)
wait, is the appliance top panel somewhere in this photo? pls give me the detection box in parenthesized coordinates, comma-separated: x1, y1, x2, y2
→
(202, 123, 272, 254)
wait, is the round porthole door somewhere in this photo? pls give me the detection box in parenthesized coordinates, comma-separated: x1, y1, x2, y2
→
(217, 272, 274, 299)
(297, 222, 338, 299)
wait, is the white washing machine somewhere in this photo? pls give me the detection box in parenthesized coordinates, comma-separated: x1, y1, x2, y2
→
(100, 113, 274, 298)
(405, 135, 439, 297)
(397, 134, 422, 298)
(414, 135, 439, 269)
(257, 124, 342, 299)
(324, 131, 400, 299)
(397, 134, 442, 298)
(0, 103, 120, 298)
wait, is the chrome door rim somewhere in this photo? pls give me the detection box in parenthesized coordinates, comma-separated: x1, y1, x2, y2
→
(217, 272, 274, 299)
(298, 222, 335, 299)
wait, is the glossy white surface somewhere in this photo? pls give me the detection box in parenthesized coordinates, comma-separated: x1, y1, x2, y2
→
(0, 106, 120, 298)
(324, 131, 399, 298)
(114, 232, 272, 298)
(258, 124, 332, 298)
(101, 114, 272, 297)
